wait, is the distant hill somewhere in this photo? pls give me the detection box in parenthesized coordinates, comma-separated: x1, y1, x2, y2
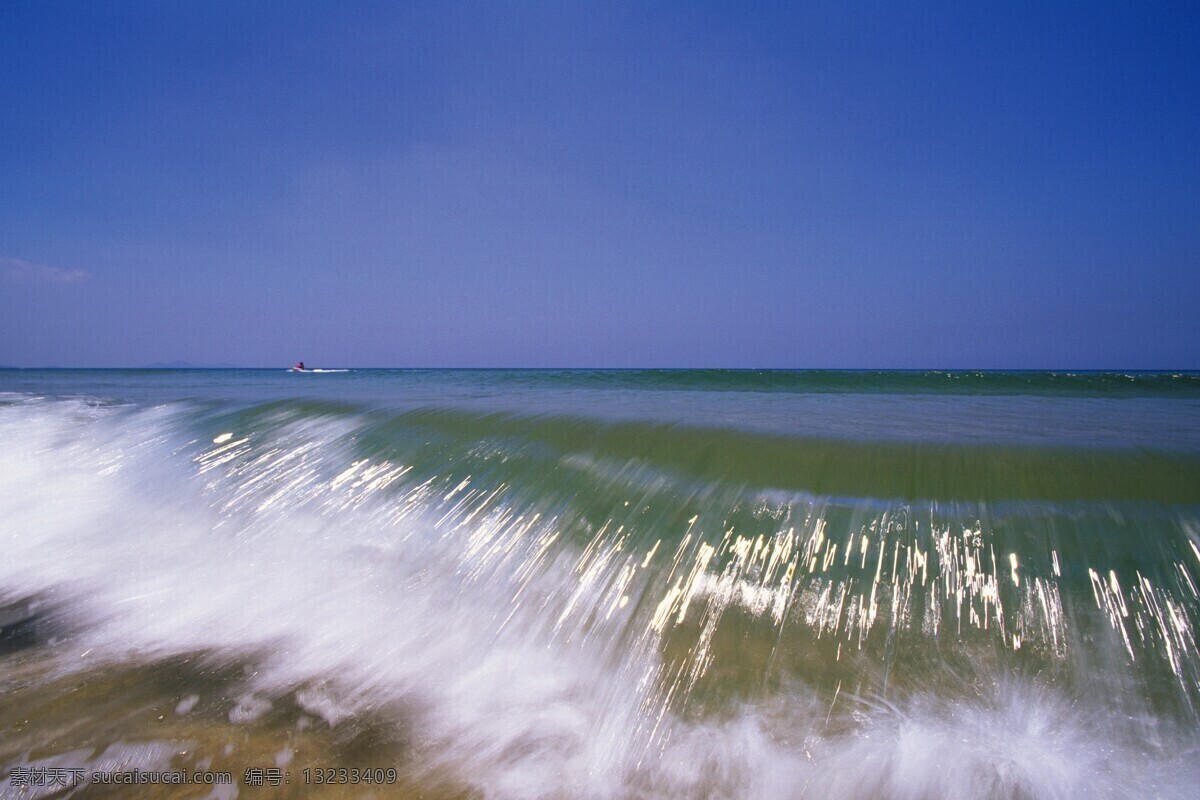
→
(142, 361, 241, 369)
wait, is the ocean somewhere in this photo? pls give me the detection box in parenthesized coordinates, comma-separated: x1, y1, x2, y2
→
(1, 369, 1199, 798)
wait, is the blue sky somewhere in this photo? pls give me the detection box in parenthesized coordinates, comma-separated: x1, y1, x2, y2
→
(2, 1, 1197, 367)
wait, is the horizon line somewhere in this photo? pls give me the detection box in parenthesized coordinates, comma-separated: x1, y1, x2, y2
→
(2, 365, 1198, 373)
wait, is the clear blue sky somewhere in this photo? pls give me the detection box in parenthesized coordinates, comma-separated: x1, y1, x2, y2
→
(2, 1, 1198, 368)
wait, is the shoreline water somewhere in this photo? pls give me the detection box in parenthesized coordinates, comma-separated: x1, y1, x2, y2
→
(2, 370, 1198, 798)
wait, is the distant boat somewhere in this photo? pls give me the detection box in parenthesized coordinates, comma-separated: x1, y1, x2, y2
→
(289, 362, 349, 373)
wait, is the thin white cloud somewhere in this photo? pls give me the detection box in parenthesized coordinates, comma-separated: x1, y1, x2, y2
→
(0, 257, 88, 284)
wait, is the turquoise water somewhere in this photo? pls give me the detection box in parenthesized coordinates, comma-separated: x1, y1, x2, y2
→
(2, 369, 1199, 798)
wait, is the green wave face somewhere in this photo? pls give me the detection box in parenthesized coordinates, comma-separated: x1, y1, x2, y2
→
(190, 399, 1200, 716)
(351, 406, 1200, 503)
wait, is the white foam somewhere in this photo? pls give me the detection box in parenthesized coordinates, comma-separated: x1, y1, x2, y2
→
(175, 694, 200, 715)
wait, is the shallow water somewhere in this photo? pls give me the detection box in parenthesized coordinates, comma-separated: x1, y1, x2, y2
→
(2, 369, 1199, 798)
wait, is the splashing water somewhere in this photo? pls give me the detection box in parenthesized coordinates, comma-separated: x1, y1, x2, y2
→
(1, 370, 1199, 798)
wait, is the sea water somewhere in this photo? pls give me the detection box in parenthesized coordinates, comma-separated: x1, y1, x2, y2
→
(1, 369, 1198, 798)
